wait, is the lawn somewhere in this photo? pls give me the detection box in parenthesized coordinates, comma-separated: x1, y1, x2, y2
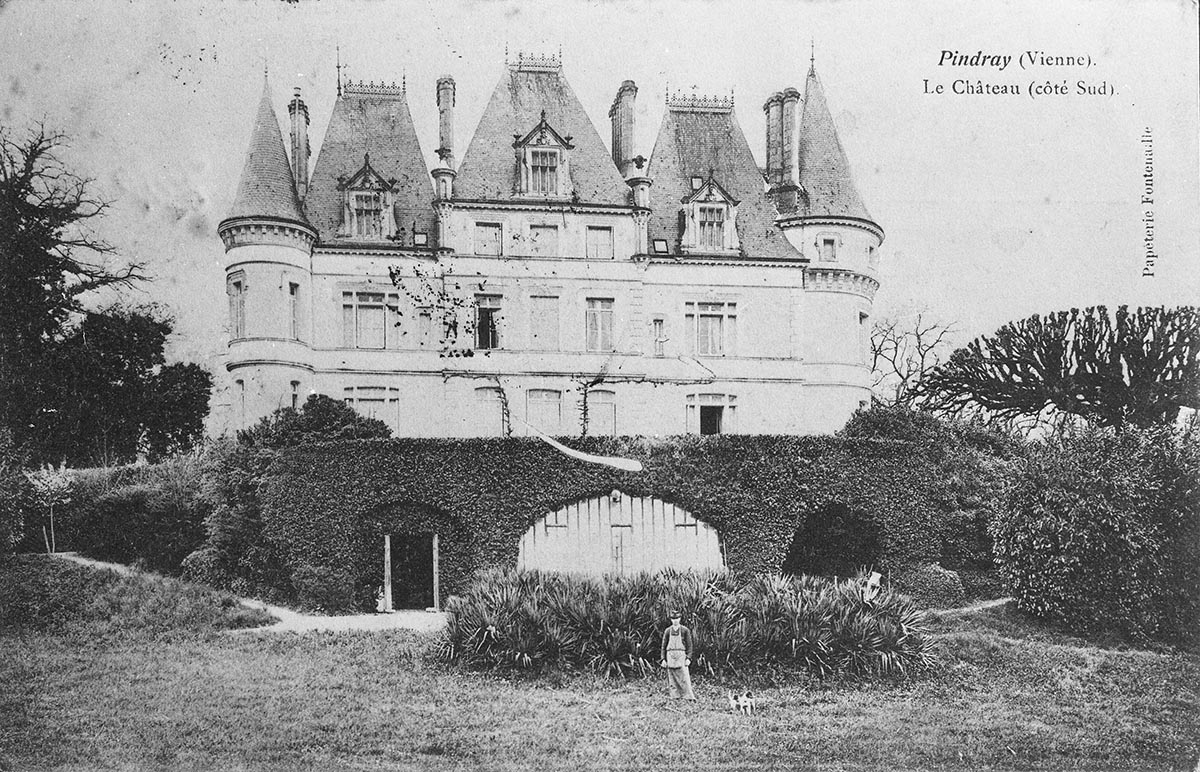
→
(1, 555, 1197, 771)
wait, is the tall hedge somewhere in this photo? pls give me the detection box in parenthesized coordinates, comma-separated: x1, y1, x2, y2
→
(252, 435, 960, 612)
(993, 423, 1200, 644)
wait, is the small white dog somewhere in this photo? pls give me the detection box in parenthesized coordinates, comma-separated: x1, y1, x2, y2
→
(728, 691, 757, 716)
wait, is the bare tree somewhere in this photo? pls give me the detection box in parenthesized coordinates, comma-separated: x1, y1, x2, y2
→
(870, 311, 957, 407)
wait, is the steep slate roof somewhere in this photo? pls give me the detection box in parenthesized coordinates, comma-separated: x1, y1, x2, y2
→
(306, 83, 435, 242)
(455, 63, 629, 204)
(225, 78, 309, 226)
(797, 68, 873, 222)
(646, 101, 800, 259)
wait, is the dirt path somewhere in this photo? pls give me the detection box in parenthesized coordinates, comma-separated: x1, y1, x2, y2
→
(935, 597, 1014, 616)
(51, 552, 447, 634)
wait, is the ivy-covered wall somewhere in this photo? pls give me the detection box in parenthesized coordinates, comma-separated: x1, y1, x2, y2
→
(259, 435, 947, 610)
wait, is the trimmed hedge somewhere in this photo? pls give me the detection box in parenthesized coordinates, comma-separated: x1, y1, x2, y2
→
(251, 434, 968, 612)
(442, 568, 934, 677)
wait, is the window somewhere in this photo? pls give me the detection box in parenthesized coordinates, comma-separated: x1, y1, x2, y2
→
(588, 390, 616, 437)
(227, 276, 245, 339)
(586, 226, 614, 260)
(529, 225, 559, 256)
(475, 387, 507, 436)
(475, 222, 502, 255)
(651, 318, 665, 357)
(698, 206, 725, 250)
(530, 150, 559, 195)
(341, 291, 399, 349)
(586, 298, 614, 352)
(235, 379, 246, 429)
(859, 312, 870, 365)
(288, 283, 300, 340)
(415, 308, 434, 348)
(344, 386, 400, 430)
(290, 381, 300, 410)
(352, 191, 384, 237)
(868, 245, 878, 267)
(820, 237, 837, 261)
(687, 393, 736, 435)
(527, 389, 562, 435)
(652, 239, 670, 254)
(475, 295, 502, 349)
(529, 296, 560, 350)
(685, 302, 737, 356)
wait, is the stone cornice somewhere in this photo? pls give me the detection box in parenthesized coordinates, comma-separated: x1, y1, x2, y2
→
(804, 267, 880, 300)
(449, 198, 635, 215)
(218, 217, 317, 252)
(776, 213, 885, 242)
(645, 255, 808, 270)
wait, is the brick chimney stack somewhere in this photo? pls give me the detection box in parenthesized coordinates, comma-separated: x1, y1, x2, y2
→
(609, 80, 638, 178)
(288, 86, 310, 202)
(436, 76, 456, 168)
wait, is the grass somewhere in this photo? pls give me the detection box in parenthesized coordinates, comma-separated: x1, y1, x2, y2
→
(1, 556, 1198, 771)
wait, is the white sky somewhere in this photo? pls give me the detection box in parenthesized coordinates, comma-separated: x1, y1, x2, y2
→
(1, 0, 1197, 369)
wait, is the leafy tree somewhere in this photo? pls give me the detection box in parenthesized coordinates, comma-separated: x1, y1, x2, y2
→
(144, 362, 214, 462)
(237, 393, 392, 449)
(921, 306, 1200, 429)
(0, 126, 143, 451)
(32, 306, 212, 467)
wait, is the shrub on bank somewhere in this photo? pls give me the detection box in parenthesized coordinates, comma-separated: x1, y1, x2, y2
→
(891, 563, 966, 609)
(441, 569, 934, 678)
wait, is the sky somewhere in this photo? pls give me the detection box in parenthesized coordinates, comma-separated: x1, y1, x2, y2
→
(1, 0, 1197, 391)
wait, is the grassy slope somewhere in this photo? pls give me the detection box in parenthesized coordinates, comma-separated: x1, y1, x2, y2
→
(1, 556, 1197, 772)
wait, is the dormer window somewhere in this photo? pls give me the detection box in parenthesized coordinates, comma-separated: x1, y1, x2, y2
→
(530, 150, 559, 195)
(680, 175, 740, 254)
(514, 111, 573, 198)
(338, 154, 396, 240)
(352, 192, 384, 237)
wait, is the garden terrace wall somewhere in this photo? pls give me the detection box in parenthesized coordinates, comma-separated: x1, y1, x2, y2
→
(259, 435, 946, 610)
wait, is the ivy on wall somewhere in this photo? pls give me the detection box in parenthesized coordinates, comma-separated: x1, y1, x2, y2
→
(259, 435, 950, 611)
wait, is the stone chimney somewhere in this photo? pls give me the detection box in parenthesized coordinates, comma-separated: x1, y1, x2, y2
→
(288, 86, 310, 202)
(436, 76, 456, 168)
(609, 80, 638, 177)
(763, 92, 783, 187)
(778, 86, 801, 211)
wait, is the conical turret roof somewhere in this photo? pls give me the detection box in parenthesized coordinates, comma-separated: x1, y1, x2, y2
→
(797, 68, 873, 222)
(224, 78, 309, 226)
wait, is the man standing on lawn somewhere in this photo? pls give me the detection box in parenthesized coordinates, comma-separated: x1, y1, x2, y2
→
(660, 610, 696, 700)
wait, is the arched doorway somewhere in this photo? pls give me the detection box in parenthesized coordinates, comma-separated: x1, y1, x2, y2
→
(781, 503, 881, 578)
(518, 492, 724, 576)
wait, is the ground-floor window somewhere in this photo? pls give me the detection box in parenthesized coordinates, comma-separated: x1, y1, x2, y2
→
(344, 386, 400, 430)
(686, 393, 736, 435)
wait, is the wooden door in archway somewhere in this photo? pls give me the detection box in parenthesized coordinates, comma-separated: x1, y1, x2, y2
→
(517, 492, 724, 576)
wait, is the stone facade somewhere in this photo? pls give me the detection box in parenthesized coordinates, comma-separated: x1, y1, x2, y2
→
(218, 54, 882, 438)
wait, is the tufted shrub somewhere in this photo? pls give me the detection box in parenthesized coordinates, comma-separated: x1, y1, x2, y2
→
(441, 569, 934, 678)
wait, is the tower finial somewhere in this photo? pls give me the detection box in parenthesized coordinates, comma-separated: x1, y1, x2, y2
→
(336, 45, 343, 96)
(262, 57, 269, 80)
(809, 39, 815, 75)
(402, 69, 407, 92)
(505, 43, 509, 65)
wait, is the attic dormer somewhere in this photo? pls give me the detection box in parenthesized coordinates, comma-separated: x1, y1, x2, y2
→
(679, 174, 740, 254)
(512, 110, 575, 198)
(337, 153, 398, 239)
